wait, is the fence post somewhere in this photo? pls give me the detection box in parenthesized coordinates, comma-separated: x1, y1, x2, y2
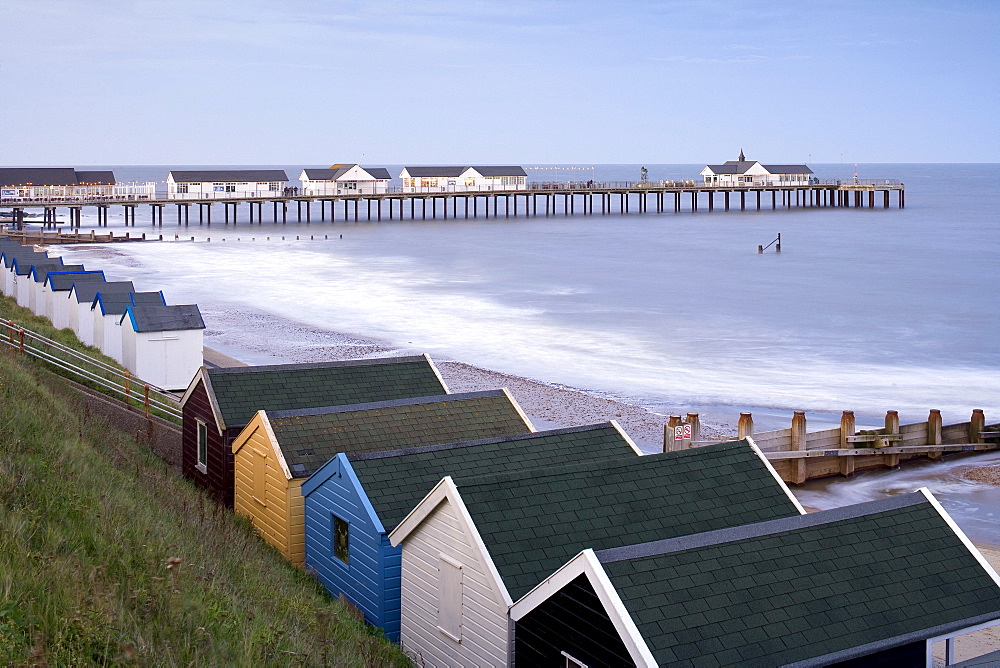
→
(7, 319, 13, 345)
(144, 385, 150, 418)
(124, 371, 131, 405)
(18, 328, 24, 354)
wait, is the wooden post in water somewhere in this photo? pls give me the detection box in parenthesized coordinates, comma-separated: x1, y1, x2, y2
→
(927, 409, 943, 460)
(738, 412, 754, 439)
(664, 415, 682, 452)
(839, 411, 856, 448)
(970, 409, 986, 444)
(884, 410, 901, 468)
(686, 413, 700, 446)
(790, 411, 807, 484)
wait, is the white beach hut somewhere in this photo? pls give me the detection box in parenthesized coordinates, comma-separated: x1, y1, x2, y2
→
(299, 165, 391, 196)
(119, 303, 206, 390)
(2, 250, 53, 297)
(93, 291, 165, 364)
(43, 271, 105, 329)
(27, 264, 83, 314)
(69, 281, 134, 346)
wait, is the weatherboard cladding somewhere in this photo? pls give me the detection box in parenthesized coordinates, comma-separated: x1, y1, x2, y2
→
(205, 355, 448, 428)
(168, 170, 288, 183)
(595, 493, 1000, 667)
(270, 390, 532, 479)
(347, 422, 638, 530)
(456, 439, 801, 601)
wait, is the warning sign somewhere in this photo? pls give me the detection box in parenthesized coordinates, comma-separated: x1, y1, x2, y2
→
(674, 424, 692, 440)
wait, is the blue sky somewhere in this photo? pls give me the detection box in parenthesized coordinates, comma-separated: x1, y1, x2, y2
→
(2, 0, 997, 165)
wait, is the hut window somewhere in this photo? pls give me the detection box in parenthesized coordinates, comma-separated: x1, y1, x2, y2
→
(561, 652, 588, 668)
(253, 450, 266, 505)
(437, 555, 463, 642)
(333, 515, 349, 565)
(196, 420, 208, 473)
(177, 184, 188, 194)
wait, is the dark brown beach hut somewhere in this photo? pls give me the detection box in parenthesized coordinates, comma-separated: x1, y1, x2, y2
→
(179, 355, 449, 507)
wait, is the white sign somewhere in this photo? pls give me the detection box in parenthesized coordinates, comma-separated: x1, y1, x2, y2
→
(674, 424, 692, 440)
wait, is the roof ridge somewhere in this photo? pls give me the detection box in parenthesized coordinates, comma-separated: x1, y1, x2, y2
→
(268, 389, 505, 419)
(348, 422, 618, 462)
(454, 440, 747, 489)
(596, 492, 926, 563)
(206, 355, 430, 376)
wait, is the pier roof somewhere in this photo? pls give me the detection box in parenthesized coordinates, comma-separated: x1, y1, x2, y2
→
(402, 166, 467, 177)
(0, 168, 116, 186)
(470, 165, 528, 177)
(168, 170, 288, 183)
(592, 491, 1000, 666)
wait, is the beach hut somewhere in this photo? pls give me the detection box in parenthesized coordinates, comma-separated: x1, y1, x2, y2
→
(399, 166, 528, 192)
(701, 150, 814, 186)
(232, 390, 534, 568)
(511, 490, 1000, 667)
(27, 264, 83, 314)
(93, 291, 166, 363)
(302, 422, 641, 641)
(2, 248, 53, 297)
(179, 355, 449, 508)
(68, 281, 134, 346)
(299, 165, 391, 196)
(119, 303, 205, 390)
(166, 170, 288, 200)
(388, 439, 804, 668)
(42, 271, 105, 328)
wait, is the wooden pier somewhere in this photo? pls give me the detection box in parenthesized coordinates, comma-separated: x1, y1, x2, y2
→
(665, 409, 997, 485)
(0, 179, 904, 229)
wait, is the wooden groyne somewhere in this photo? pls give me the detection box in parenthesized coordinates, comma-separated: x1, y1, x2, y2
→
(665, 409, 999, 485)
(0, 179, 904, 229)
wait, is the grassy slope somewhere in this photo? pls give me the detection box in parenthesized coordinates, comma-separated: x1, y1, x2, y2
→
(0, 312, 410, 664)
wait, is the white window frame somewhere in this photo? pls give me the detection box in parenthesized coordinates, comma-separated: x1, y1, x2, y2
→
(195, 420, 208, 474)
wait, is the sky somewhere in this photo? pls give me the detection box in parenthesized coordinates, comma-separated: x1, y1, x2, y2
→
(1, 0, 997, 165)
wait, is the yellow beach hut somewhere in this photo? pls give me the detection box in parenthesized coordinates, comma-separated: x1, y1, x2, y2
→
(231, 390, 534, 567)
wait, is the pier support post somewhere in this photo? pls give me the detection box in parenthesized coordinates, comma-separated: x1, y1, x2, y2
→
(724, 191, 730, 211)
(737, 412, 754, 439)
(740, 191, 745, 211)
(790, 411, 808, 485)
(970, 409, 986, 444)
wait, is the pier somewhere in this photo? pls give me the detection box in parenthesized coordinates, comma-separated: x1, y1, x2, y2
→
(0, 179, 904, 230)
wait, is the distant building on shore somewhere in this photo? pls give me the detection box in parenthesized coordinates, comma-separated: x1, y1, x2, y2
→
(299, 165, 391, 196)
(701, 150, 813, 186)
(166, 170, 288, 200)
(399, 166, 527, 192)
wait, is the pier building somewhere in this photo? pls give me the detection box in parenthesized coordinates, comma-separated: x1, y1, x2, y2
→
(166, 170, 288, 200)
(701, 150, 813, 186)
(299, 165, 391, 196)
(400, 166, 528, 192)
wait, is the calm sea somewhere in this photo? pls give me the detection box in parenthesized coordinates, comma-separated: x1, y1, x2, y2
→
(46, 163, 999, 432)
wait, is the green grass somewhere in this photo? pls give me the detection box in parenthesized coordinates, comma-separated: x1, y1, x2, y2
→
(0, 348, 411, 665)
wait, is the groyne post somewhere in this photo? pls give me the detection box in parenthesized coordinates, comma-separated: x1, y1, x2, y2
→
(839, 410, 857, 475)
(970, 409, 986, 444)
(790, 411, 808, 484)
(927, 409, 943, 460)
(664, 415, 682, 452)
(686, 413, 701, 445)
(884, 410, 901, 468)
(738, 412, 753, 439)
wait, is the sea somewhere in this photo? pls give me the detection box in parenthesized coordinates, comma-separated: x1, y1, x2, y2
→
(9, 162, 1000, 543)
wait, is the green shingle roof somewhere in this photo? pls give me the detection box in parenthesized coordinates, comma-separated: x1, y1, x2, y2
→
(205, 355, 448, 428)
(348, 422, 640, 530)
(597, 492, 1000, 667)
(455, 439, 801, 601)
(270, 390, 533, 479)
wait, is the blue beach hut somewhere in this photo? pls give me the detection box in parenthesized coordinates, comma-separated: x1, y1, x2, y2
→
(300, 422, 642, 641)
